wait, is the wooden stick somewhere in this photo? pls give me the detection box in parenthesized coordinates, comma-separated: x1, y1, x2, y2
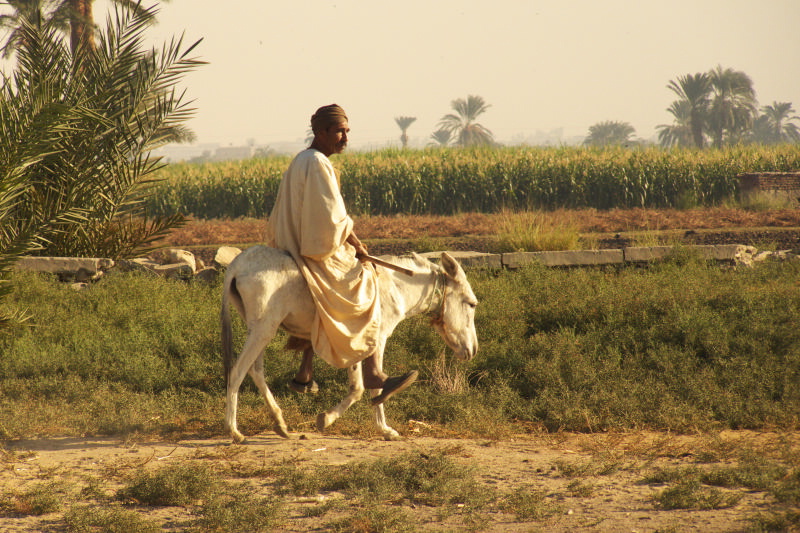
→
(363, 254, 414, 276)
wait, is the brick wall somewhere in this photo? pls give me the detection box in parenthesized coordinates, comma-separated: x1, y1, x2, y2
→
(739, 172, 800, 204)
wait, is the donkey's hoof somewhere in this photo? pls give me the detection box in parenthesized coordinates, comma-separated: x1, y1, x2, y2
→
(274, 422, 291, 439)
(316, 413, 329, 432)
(231, 431, 246, 444)
(382, 429, 402, 441)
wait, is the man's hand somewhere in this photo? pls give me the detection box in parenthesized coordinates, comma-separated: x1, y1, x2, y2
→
(347, 233, 369, 260)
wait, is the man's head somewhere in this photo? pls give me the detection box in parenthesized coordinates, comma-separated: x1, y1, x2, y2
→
(310, 104, 349, 156)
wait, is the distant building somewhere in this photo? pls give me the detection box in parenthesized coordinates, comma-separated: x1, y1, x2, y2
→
(212, 145, 254, 161)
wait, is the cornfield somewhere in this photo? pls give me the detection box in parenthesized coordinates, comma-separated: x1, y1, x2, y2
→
(147, 145, 800, 218)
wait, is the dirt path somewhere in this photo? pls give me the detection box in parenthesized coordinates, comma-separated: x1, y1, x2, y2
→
(1, 430, 793, 532)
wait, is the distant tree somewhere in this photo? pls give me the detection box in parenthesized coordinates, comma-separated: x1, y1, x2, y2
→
(657, 100, 694, 148)
(583, 121, 636, 147)
(438, 94, 494, 147)
(428, 128, 451, 147)
(394, 116, 416, 148)
(707, 65, 757, 147)
(0, 0, 68, 57)
(750, 101, 800, 144)
(666, 72, 711, 149)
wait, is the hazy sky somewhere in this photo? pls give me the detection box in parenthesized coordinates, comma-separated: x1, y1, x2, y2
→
(87, 0, 800, 148)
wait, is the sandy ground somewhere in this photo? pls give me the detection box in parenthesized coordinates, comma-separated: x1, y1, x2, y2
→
(1, 429, 794, 532)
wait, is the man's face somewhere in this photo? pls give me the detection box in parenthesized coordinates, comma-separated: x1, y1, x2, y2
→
(317, 120, 350, 156)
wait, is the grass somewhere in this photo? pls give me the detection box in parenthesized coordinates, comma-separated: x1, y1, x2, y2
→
(496, 209, 581, 252)
(2, 253, 800, 439)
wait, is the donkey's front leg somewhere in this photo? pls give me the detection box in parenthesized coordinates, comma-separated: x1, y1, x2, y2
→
(370, 402, 401, 441)
(316, 362, 365, 432)
(367, 346, 401, 440)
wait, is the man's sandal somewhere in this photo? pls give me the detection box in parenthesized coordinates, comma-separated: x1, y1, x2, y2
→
(288, 378, 319, 394)
(370, 371, 418, 406)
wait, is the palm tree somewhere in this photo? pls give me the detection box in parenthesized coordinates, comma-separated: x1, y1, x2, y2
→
(394, 116, 416, 148)
(428, 128, 451, 147)
(583, 121, 636, 147)
(1, 0, 159, 55)
(666, 73, 711, 149)
(707, 65, 757, 147)
(754, 101, 800, 144)
(1, 2, 202, 259)
(657, 100, 694, 148)
(438, 94, 494, 147)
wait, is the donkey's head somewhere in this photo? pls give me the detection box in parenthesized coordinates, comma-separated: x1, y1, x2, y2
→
(429, 252, 479, 361)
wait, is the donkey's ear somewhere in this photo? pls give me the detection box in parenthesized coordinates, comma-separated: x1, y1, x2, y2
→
(440, 252, 464, 280)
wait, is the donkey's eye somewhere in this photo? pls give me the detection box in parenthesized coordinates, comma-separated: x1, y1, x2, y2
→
(465, 301, 477, 309)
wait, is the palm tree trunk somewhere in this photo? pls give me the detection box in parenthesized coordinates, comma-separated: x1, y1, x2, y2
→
(690, 110, 705, 149)
(69, 0, 94, 53)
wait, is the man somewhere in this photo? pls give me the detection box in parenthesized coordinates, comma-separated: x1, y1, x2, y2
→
(266, 104, 417, 405)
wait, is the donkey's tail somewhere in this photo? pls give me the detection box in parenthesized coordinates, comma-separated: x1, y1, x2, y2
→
(221, 276, 236, 388)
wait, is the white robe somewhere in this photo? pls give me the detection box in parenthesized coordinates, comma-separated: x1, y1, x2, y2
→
(266, 149, 380, 368)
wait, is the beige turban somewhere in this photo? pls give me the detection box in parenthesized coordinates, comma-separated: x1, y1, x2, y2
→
(311, 104, 348, 134)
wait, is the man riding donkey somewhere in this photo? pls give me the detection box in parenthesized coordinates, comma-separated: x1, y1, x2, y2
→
(266, 103, 418, 405)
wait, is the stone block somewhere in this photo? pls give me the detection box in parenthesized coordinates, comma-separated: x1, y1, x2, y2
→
(623, 246, 675, 263)
(503, 249, 623, 268)
(14, 257, 114, 281)
(624, 244, 756, 264)
(419, 251, 502, 269)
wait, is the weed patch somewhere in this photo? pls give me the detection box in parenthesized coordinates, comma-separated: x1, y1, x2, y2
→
(499, 485, 561, 520)
(64, 505, 162, 533)
(653, 479, 742, 510)
(325, 505, 415, 533)
(117, 461, 218, 506)
(0, 481, 64, 516)
(196, 488, 284, 532)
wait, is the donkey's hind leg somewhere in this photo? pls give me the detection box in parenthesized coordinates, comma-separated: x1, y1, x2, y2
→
(225, 329, 275, 443)
(248, 353, 290, 438)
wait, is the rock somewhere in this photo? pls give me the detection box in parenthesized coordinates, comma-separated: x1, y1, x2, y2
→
(167, 249, 197, 272)
(115, 258, 160, 275)
(154, 263, 194, 280)
(214, 246, 242, 268)
(195, 267, 220, 284)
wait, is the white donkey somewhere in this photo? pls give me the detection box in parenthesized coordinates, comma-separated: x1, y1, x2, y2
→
(221, 245, 479, 442)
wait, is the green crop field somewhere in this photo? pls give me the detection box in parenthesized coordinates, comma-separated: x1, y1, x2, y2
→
(147, 145, 800, 218)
